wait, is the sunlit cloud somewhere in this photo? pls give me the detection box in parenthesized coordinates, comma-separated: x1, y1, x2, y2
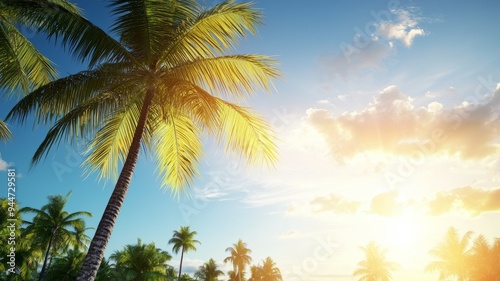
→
(428, 186, 500, 216)
(310, 193, 362, 214)
(369, 190, 405, 216)
(305, 84, 500, 161)
(0, 154, 10, 171)
(278, 230, 300, 239)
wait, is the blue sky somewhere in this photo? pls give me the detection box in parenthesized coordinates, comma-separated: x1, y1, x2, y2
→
(2, 1, 500, 280)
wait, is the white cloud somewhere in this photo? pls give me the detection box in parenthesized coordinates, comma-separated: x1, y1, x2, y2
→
(0, 154, 10, 171)
(378, 9, 427, 47)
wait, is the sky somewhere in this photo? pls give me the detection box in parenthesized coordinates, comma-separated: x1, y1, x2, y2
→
(2, 0, 500, 280)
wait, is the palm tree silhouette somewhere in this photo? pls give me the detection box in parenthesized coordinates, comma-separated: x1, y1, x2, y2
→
(224, 239, 252, 281)
(426, 227, 472, 281)
(7, 2, 279, 279)
(353, 241, 399, 281)
(169, 226, 201, 281)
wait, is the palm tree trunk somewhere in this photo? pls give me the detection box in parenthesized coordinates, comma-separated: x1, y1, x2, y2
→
(77, 88, 155, 281)
(38, 230, 56, 281)
(178, 246, 185, 281)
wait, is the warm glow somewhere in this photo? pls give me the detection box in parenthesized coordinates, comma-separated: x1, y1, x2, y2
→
(382, 209, 422, 253)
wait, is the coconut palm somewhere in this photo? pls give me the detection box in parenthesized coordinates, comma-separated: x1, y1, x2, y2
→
(110, 238, 171, 281)
(224, 239, 252, 281)
(43, 249, 85, 281)
(194, 258, 224, 281)
(353, 241, 399, 281)
(169, 226, 200, 281)
(7, 1, 278, 279)
(21, 192, 92, 281)
(0, 0, 83, 140)
(258, 257, 282, 281)
(426, 227, 473, 281)
(469, 235, 500, 281)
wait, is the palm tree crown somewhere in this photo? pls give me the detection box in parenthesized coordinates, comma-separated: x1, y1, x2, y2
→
(224, 239, 252, 281)
(7, 1, 279, 280)
(194, 258, 225, 281)
(169, 226, 200, 281)
(353, 241, 399, 281)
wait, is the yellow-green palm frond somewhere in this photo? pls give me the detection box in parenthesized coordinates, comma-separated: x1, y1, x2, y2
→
(0, 17, 57, 95)
(161, 0, 263, 65)
(170, 55, 279, 100)
(214, 99, 278, 168)
(0, 119, 12, 141)
(84, 99, 143, 180)
(6, 63, 135, 124)
(153, 109, 202, 194)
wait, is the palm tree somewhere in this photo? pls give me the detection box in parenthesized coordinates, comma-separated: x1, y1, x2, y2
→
(21, 192, 92, 281)
(169, 226, 200, 281)
(44, 249, 85, 281)
(224, 239, 252, 281)
(426, 227, 473, 281)
(194, 258, 224, 281)
(353, 241, 399, 281)
(0, 0, 82, 140)
(7, 1, 279, 279)
(469, 235, 500, 281)
(258, 257, 282, 281)
(110, 238, 171, 281)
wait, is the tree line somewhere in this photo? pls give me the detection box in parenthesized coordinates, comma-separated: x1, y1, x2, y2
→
(0, 194, 282, 281)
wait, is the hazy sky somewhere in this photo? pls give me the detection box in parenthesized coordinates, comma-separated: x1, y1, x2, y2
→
(2, 1, 500, 280)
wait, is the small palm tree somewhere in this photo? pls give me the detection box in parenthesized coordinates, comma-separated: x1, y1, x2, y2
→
(110, 238, 172, 281)
(7, 1, 279, 280)
(259, 257, 282, 281)
(353, 241, 399, 281)
(21, 192, 91, 281)
(426, 227, 473, 281)
(224, 239, 252, 281)
(169, 226, 200, 281)
(44, 249, 85, 281)
(194, 258, 224, 281)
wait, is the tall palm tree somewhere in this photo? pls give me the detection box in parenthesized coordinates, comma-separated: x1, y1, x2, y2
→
(0, 0, 82, 140)
(7, 1, 279, 280)
(426, 227, 473, 281)
(169, 226, 200, 281)
(469, 235, 500, 281)
(21, 192, 92, 281)
(353, 241, 399, 281)
(224, 239, 252, 281)
(110, 238, 171, 281)
(194, 258, 224, 281)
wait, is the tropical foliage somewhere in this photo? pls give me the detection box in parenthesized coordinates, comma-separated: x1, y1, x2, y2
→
(249, 257, 282, 281)
(194, 259, 224, 281)
(6, 1, 279, 279)
(169, 226, 200, 281)
(353, 241, 399, 281)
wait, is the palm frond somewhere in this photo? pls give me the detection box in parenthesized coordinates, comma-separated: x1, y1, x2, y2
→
(0, 119, 12, 140)
(0, 17, 56, 95)
(154, 109, 202, 194)
(83, 99, 143, 180)
(161, 1, 262, 64)
(170, 55, 279, 100)
(213, 99, 278, 168)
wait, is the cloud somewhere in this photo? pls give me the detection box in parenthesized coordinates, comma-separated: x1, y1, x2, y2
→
(310, 193, 361, 214)
(369, 190, 404, 216)
(378, 9, 426, 47)
(323, 8, 427, 79)
(279, 230, 300, 239)
(428, 186, 500, 216)
(305, 85, 500, 161)
(0, 154, 10, 171)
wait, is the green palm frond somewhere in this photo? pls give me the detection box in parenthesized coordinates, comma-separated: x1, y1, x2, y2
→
(0, 16, 56, 95)
(162, 1, 262, 64)
(170, 55, 279, 100)
(214, 99, 278, 168)
(83, 99, 143, 180)
(0, 119, 12, 140)
(154, 109, 202, 194)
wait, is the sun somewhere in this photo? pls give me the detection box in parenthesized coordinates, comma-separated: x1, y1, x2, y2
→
(382, 209, 423, 253)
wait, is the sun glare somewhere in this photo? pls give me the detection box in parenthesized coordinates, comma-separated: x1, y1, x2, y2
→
(382, 209, 423, 255)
